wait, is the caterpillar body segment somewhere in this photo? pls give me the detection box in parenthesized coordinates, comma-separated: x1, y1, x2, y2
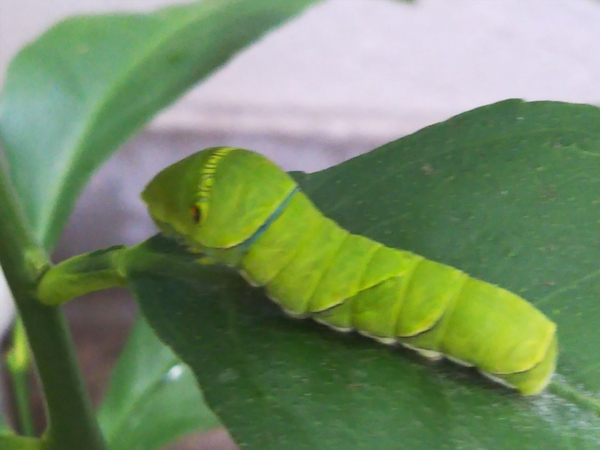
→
(142, 147, 558, 395)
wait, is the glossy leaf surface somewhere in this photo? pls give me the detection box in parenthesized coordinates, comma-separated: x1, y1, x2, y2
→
(98, 316, 219, 450)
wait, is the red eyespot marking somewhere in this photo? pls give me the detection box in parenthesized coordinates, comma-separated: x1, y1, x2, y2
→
(191, 205, 201, 224)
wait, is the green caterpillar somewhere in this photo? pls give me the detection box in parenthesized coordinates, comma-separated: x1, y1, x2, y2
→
(142, 147, 558, 395)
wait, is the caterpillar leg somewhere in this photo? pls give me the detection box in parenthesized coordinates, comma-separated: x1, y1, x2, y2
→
(239, 269, 260, 287)
(357, 330, 396, 345)
(479, 371, 518, 390)
(445, 354, 475, 367)
(313, 317, 352, 333)
(401, 342, 443, 361)
(281, 306, 307, 319)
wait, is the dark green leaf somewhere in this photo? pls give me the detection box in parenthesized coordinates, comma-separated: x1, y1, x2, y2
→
(131, 100, 600, 449)
(0, 0, 322, 249)
(97, 315, 219, 450)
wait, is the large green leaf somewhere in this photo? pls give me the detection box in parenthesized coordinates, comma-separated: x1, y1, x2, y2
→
(97, 316, 219, 450)
(130, 100, 600, 449)
(0, 0, 322, 249)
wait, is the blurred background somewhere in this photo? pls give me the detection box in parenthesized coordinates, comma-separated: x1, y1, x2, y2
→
(2, 0, 600, 448)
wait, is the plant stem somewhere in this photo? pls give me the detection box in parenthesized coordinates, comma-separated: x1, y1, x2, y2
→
(10, 365, 34, 438)
(5, 319, 34, 436)
(34, 235, 202, 307)
(0, 168, 106, 450)
(37, 246, 128, 306)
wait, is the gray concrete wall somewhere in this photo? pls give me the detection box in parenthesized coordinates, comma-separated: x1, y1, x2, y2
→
(3, 0, 600, 142)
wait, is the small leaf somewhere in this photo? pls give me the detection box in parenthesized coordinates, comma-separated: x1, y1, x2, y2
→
(131, 100, 600, 449)
(98, 315, 219, 450)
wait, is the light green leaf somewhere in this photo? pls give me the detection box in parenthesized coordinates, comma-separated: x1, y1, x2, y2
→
(0, 0, 322, 249)
(98, 315, 219, 450)
(130, 100, 600, 449)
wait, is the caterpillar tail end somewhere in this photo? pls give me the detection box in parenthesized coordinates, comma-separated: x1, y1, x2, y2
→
(490, 334, 558, 396)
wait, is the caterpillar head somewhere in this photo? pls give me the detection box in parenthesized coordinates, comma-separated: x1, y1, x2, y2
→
(141, 147, 297, 250)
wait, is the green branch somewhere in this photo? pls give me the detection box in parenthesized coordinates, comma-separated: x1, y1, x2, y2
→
(0, 165, 106, 450)
(35, 234, 201, 307)
(5, 319, 34, 436)
(37, 246, 128, 306)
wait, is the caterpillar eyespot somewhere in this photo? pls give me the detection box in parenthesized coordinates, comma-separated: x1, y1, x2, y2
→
(190, 205, 201, 224)
(141, 146, 558, 396)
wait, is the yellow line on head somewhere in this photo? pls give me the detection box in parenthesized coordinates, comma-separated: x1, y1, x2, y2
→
(197, 147, 236, 222)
